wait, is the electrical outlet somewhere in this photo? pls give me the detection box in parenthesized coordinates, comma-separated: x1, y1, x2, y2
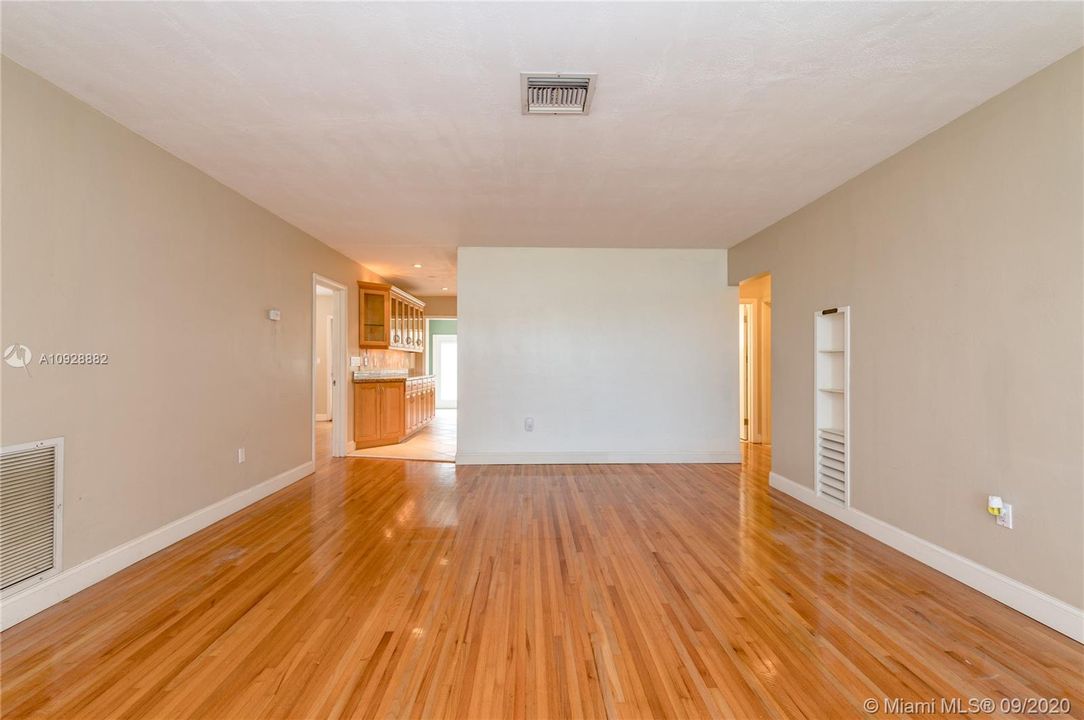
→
(237, 448, 246, 464)
(524, 417, 534, 432)
(996, 503, 1013, 529)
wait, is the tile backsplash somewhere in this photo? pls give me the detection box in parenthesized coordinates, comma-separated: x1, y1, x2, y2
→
(362, 349, 422, 373)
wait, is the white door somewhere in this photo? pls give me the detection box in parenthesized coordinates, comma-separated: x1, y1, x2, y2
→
(432, 334, 458, 409)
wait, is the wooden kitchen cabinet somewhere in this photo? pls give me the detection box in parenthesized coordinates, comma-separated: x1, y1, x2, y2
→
(386, 297, 395, 346)
(378, 383, 404, 443)
(354, 382, 382, 447)
(359, 282, 391, 348)
(405, 376, 436, 434)
(388, 289, 424, 353)
(354, 380, 406, 449)
(360, 282, 425, 353)
(408, 305, 416, 348)
(354, 376, 435, 449)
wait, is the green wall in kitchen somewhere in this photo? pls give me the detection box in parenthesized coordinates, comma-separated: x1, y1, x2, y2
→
(427, 319, 457, 374)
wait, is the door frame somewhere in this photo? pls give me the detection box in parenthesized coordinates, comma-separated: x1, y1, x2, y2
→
(739, 299, 760, 444)
(312, 274, 348, 459)
(432, 333, 458, 409)
(325, 315, 336, 421)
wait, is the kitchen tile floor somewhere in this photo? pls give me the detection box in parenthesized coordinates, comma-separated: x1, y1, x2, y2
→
(347, 408, 456, 462)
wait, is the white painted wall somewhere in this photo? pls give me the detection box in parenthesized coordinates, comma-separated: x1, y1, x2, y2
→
(457, 248, 738, 464)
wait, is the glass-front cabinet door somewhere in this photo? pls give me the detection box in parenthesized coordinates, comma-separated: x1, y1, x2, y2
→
(390, 298, 400, 347)
(399, 300, 407, 348)
(359, 282, 390, 348)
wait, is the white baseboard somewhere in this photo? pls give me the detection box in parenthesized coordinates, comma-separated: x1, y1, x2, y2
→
(769, 471, 1084, 643)
(346, 440, 357, 453)
(0, 460, 314, 631)
(456, 450, 742, 465)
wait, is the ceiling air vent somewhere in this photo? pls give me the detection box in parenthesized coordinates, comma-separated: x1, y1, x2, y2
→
(521, 73, 597, 115)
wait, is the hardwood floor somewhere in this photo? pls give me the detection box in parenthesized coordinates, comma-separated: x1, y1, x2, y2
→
(1, 430, 1081, 719)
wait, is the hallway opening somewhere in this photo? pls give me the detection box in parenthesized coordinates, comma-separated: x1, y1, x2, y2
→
(739, 273, 772, 446)
(313, 275, 348, 459)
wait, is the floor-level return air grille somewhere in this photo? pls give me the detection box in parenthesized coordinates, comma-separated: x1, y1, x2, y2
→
(1, 439, 62, 594)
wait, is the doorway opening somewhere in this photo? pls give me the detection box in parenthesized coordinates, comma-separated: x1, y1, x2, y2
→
(426, 317, 458, 457)
(738, 273, 771, 446)
(431, 332, 457, 410)
(312, 274, 348, 461)
(347, 315, 457, 462)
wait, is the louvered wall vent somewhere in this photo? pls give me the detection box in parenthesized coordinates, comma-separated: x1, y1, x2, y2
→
(1, 438, 62, 595)
(521, 73, 597, 115)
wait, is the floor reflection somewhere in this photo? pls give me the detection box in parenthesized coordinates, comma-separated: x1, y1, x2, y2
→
(4, 432, 1079, 719)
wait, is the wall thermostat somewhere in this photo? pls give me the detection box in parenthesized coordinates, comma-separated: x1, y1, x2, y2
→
(268, 309, 281, 321)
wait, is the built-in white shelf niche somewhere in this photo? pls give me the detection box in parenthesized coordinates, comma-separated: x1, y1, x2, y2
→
(814, 306, 849, 506)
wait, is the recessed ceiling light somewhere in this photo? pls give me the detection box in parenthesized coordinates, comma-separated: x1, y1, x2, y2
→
(413, 263, 423, 268)
(441, 287, 448, 291)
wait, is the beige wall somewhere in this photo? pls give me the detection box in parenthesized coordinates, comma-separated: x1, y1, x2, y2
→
(419, 295, 457, 318)
(0, 57, 384, 570)
(729, 51, 1083, 607)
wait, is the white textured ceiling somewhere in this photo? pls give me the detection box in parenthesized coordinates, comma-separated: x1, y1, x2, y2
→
(3, 2, 1081, 296)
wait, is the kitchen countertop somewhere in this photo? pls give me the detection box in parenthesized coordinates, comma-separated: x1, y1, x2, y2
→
(353, 372, 434, 383)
